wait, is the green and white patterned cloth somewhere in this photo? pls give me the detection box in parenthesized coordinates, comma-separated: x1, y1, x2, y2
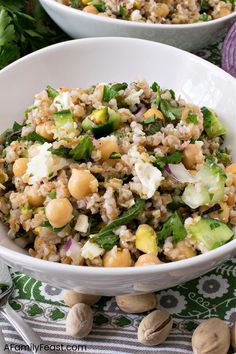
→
(0, 39, 236, 354)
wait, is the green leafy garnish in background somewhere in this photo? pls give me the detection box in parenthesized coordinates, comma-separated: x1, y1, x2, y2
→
(0, 0, 68, 70)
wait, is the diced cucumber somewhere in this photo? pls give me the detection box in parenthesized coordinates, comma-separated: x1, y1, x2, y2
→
(188, 217, 233, 251)
(182, 162, 226, 209)
(91, 107, 108, 125)
(197, 163, 226, 204)
(53, 109, 75, 134)
(82, 107, 121, 138)
(201, 107, 227, 138)
(182, 183, 210, 209)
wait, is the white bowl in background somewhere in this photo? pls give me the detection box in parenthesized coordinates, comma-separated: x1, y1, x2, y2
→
(39, 0, 236, 51)
(0, 38, 235, 295)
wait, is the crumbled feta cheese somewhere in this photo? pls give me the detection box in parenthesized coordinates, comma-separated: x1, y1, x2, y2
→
(135, 160, 163, 198)
(26, 142, 68, 184)
(54, 91, 74, 111)
(81, 240, 104, 260)
(74, 214, 89, 233)
(66, 239, 83, 264)
(130, 9, 142, 21)
(124, 88, 143, 105)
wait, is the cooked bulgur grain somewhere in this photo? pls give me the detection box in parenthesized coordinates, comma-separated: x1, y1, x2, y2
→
(0, 80, 235, 266)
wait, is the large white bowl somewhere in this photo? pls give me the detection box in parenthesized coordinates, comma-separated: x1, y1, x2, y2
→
(0, 38, 236, 295)
(39, 0, 236, 51)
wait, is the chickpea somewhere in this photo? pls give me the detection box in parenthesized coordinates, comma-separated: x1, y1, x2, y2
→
(135, 254, 162, 267)
(154, 3, 170, 17)
(83, 5, 99, 14)
(218, 6, 231, 17)
(36, 122, 54, 141)
(98, 13, 109, 17)
(45, 198, 73, 228)
(164, 240, 196, 261)
(97, 136, 120, 161)
(68, 169, 98, 200)
(210, 202, 230, 223)
(226, 164, 236, 186)
(183, 143, 204, 169)
(26, 186, 45, 207)
(13, 158, 28, 177)
(103, 246, 132, 267)
(227, 192, 235, 206)
(144, 108, 164, 120)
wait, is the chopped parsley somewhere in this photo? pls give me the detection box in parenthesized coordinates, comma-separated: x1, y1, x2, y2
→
(103, 83, 128, 102)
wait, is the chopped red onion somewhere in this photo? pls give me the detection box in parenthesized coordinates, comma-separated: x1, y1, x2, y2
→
(165, 163, 195, 183)
(221, 21, 236, 78)
(64, 238, 72, 252)
(135, 105, 147, 118)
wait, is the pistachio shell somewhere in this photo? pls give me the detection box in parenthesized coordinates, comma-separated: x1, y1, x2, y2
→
(64, 290, 101, 307)
(66, 303, 93, 338)
(137, 309, 173, 346)
(116, 293, 157, 313)
(192, 318, 230, 354)
(231, 322, 236, 352)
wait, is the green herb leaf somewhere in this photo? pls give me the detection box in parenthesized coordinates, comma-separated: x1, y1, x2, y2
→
(46, 85, 59, 98)
(48, 191, 56, 199)
(119, 5, 126, 17)
(142, 115, 156, 125)
(103, 83, 128, 102)
(199, 12, 210, 21)
(158, 211, 187, 244)
(186, 111, 198, 124)
(99, 198, 145, 233)
(22, 132, 48, 143)
(0, 1, 68, 69)
(1, 121, 23, 146)
(71, 0, 79, 7)
(49, 145, 71, 158)
(41, 220, 64, 233)
(110, 152, 122, 159)
(169, 89, 176, 99)
(215, 150, 231, 166)
(160, 99, 183, 121)
(25, 106, 37, 119)
(154, 151, 183, 170)
(69, 136, 93, 161)
(151, 82, 161, 93)
(88, 0, 106, 12)
(200, 0, 211, 11)
(92, 231, 119, 250)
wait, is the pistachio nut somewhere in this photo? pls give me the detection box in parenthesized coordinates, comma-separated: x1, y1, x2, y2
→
(231, 322, 236, 352)
(116, 293, 157, 313)
(192, 318, 230, 354)
(66, 303, 93, 338)
(137, 309, 173, 346)
(64, 290, 101, 307)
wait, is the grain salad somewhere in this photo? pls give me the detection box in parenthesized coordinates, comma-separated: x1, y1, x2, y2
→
(0, 80, 235, 267)
(58, 0, 235, 24)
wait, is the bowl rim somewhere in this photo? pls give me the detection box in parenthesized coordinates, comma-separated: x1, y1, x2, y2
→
(41, 0, 236, 29)
(0, 36, 236, 276)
